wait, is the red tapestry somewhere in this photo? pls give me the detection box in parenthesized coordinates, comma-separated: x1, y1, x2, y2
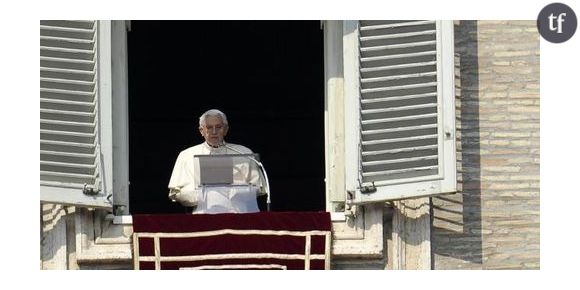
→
(132, 212, 331, 270)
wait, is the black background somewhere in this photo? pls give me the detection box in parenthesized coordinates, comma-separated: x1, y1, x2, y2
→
(127, 21, 325, 214)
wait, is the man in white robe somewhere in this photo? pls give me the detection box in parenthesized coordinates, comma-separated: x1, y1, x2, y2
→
(168, 109, 265, 213)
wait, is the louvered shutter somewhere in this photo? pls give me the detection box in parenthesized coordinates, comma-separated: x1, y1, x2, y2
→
(40, 20, 111, 208)
(345, 20, 456, 203)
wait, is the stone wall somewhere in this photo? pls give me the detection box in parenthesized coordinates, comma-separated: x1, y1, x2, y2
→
(431, 20, 540, 269)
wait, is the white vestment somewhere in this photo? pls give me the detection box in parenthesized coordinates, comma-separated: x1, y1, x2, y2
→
(168, 142, 264, 213)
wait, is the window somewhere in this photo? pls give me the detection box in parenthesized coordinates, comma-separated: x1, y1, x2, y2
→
(126, 21, 325, 214)
(40, 20, 455, 226)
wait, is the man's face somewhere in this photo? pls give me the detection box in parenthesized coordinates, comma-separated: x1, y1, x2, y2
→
(199, 115, 228, 147)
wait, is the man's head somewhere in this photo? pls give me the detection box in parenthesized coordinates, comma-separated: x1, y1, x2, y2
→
(199, 109, 229, 147)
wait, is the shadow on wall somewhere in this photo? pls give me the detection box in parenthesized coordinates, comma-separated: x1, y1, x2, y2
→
(430, 21, 483, 267)
(41, 203, 75, 268)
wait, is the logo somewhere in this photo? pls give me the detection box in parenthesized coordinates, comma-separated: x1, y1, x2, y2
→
(537, 2, 577, 43)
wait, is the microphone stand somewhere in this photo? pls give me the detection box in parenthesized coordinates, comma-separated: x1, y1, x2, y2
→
(222, 142, 271, 212)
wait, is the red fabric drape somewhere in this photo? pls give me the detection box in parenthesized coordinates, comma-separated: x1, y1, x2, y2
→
(133, 212, 331, 270)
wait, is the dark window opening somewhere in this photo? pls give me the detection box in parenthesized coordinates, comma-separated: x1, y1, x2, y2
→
(128, 21, 325, 214)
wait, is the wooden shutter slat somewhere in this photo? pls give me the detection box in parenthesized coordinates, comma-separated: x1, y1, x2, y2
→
(40, 46, 95, 60)
(40, 35, 94, 43)
(41, 69, 95, 83)
(361, 61, 437, 73)
(39, 24, 95, 32)
(360, 21, 435, 31)
(40, 57, 95, 66)
(40, 129, 95, 138)
(363, 154, 438, 166)
(40, 77, 96, 87)
(360, 30, 436, 42)
(361, 103, 436, 114)
(40, 20, 95, 28)
(41, 67, 94, 75)
(362, 113, 437, 125)
(361, 92, 437, 104)
(41, 150, 95, 159)
(41, 171, 95, 180)
(41, 119, 96, 128)
(41, 139, 95, 148)
(361, 82, 436, 94)
(40, 108, 95, 117)
(361, 134, 437, 146)
(362, 123, 437, 135)
(40, 56, 95, 72)
(361, 72, 437, 84)
(41, 140, 96, 156)
(40, 97, 95, 107)
(361, 50, 436, 63)
(362, 144, 438, 156)
(360, 40, 436, 53)
(39, 24, 96, 40)
(41, 88, 94, 98)
(41, 171, 96, 182)
(362, 166, 438, 178)
(40, 45, 94, 54)
(41, 160, 96, 169)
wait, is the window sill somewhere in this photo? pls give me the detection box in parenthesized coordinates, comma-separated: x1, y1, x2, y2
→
(106, 214, 133, 225)
(330, 212, 346, 221)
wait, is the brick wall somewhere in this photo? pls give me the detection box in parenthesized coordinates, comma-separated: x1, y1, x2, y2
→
(432, 20, 540, 269)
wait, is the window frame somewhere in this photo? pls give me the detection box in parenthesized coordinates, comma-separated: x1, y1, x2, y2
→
(324, 20, 384, 257)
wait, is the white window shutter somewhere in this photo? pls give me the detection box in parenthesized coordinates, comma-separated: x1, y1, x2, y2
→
(40, 20, 112, 208)
(345, 20, 456, 203)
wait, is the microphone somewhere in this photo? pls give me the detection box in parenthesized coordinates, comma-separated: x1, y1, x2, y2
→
(221, 142, 271, 212)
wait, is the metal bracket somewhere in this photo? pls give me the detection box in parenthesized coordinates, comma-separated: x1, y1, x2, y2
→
(113, 204, 126, 216)
(345, 190, 358, 221)
(82, 183, 100, 195)
(360, 181, 377, 194)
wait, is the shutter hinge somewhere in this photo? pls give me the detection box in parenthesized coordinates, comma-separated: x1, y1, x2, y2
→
(359, 181, 377, 194)
(83, 183, 100, 195)
(113, 204, 126, 216)
(345, 190, 358, 220)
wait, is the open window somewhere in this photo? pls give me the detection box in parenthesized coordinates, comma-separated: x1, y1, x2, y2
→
(126, 21, 325, 214)
(40, 20, 456, 263)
